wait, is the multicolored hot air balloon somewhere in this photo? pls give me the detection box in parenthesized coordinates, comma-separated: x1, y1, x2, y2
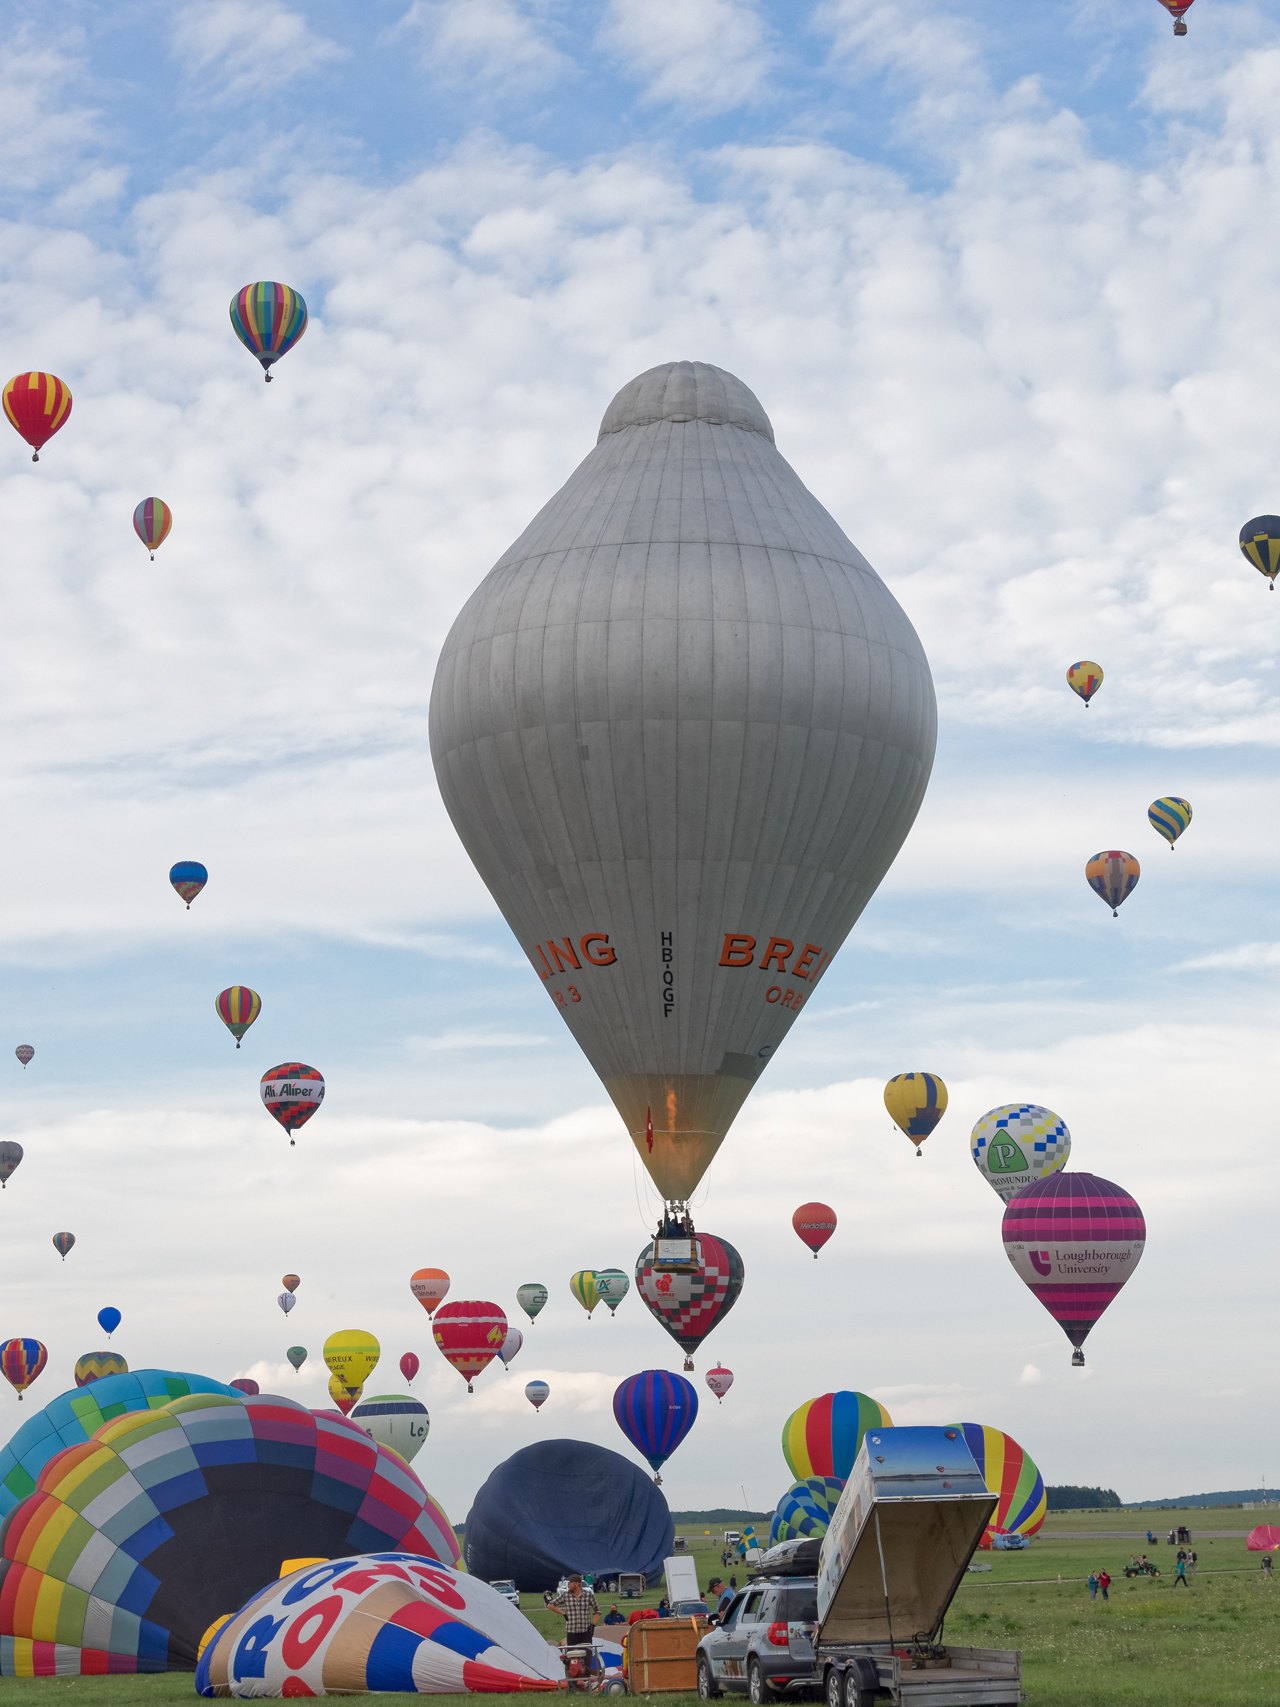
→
(432, 1301, 508, 1393)
(570, 1270, 600, 1318)
(278, 1291, 295, 1316)
(781, 1391, 893, 1483)
(230, 1378, 260, 1396)
(951, 1424, 1047, 1548)
(0, 1143, 21, 1190)
(525, 1380, 549, 1412)
(229, 282, 309, 381)
(410, 1268, 451, 1317)
(282, 1273, 301, 1293)
(1149, 796, 1192, 850)
(1001, 1172, 1146, 1366)
(97, 1307, 121, 1338)
(516, 1283, 548, 1323)
(429, 363, 936, 1223)
(1240, 516, 1280, 589)
(328, 1373, 361, 1415)
(970, 1104, 1071, 1205)
(595, 1268, 630, 1315)
(52, 1232, 74, 1262)
(0, 1339, 47, 1400)
(14, 1047, 32, 1068)
(3, 372, 71, 461)
(132, 497, 172, 560)
(770, 1476, 844, 1546)
(1086, 850, 1140, 917)
(169, 860, 207, 907)
(261, 1062, 324, 1144)
(400, 1352, 419, 1384)
(613, 1369, 698, 1484)
(499, 1327, 523, 1369)
(73, 1352, 128, 1386)
(635, 1232, 744, 1370)
(287, 1346, 307, 1372)
(1155, 0, 1194, 35)
(884, 1072, 948, 1156)
(323, 1329, 380, 1392)
(705, 1366, 734, 1404)
(1065, 661, 1103, 706)
(216, 985, 261, 1047)
(792, 1202, 836, 1257)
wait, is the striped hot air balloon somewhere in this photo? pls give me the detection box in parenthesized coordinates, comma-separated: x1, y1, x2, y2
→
(1148, 796, 1192, 850)
(230, 282, 308, 381)
(884, 1073, 948, 1155)
(1001, 1172, 1146, 1366)
(951, 1424, 1047, 1547)
(569, 1270, 600, 1318)
(1085, 849, 1140, 917)
(3, 372, 71, 461)
(73, 1352, 128, 1387)
(432, 1301, 507, 1393)
(1240, 516, 1280, 589)
(51, 1232, 75, 1262)
(1065, 660, 1103, 705)
(613, 1369, 698, 1483)
(0, 1339, 47, 1400)
(216, 985, 261, 1047)
(781, 1391, 893, 1483)
(132, 497, 172, 559)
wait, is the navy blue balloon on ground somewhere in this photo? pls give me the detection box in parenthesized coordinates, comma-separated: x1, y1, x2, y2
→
(464, 1439, 674, 1592)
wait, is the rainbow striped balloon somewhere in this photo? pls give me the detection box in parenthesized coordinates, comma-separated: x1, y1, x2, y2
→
(229, 281, 308, 381)
(1148, 796, 1192, 850)
(0, 1338, 46, 1400)
(215, 985, 261, 1048)
(1001, 1172, 1146, 1365)
(781, 1390, 893, 1483)
(132, 497, 172, 559)
(952, 1423, 1046, 1546)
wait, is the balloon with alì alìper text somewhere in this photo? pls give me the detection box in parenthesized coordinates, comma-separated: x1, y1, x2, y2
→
(429, 362, 936, 1215)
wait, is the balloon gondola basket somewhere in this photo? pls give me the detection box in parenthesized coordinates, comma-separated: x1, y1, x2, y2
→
(1071, 1348, 1085, 1367)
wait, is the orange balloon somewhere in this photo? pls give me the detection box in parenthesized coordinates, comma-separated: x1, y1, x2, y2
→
(410, 1267, 450, 1318)
(282, 1274, 300, 1293)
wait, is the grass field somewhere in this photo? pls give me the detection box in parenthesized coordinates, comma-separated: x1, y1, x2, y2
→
(0, 1518, 1275, 1704)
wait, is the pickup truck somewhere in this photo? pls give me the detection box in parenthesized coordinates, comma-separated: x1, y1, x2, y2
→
(804, 1426, 1022, 1707)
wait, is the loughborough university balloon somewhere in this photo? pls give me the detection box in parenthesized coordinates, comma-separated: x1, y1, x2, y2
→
(429, 363, 936, 1209)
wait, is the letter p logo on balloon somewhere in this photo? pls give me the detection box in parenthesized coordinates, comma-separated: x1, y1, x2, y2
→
(1030, 1250, 1052, 1277)
(991, 1140, 1027, 1172)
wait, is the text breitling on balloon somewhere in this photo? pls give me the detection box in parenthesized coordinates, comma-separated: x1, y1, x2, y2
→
(528, 929, 834, 1016)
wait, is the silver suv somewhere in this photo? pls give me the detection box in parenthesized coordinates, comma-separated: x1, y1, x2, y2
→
(697, 1545, 820, 1703)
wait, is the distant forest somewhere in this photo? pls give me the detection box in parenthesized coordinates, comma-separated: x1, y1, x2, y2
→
(670, 1510, 771, 1523)
(1046, 1485, 1122, 1510)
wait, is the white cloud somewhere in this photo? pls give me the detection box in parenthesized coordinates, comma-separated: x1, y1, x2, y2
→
(1174, 941, 1280, 971)
(171, 0, 345, 99)
(0, 35, 99, 191)
(1019, 1365, 1043, 1386)
(599, 0, 774, 112)
(394, 0, 568, 87)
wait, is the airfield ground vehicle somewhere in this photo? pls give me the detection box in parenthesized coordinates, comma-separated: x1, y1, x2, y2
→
(699, 1427, 1023, 1707)
(488, 1578, 520, 1606)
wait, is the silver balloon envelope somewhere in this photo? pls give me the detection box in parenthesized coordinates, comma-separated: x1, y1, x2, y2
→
(430, 361, 936, 1204)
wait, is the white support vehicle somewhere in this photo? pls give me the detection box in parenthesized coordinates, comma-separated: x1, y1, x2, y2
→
(801, 1426, 1023, 1707)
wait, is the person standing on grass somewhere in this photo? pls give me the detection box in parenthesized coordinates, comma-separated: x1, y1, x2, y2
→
(1189, 1551, 1197, 1574)
(1174, 1556, 1188, 1588)
(1262, 1554, 1273, 1579)
(1098, 1569, 1110, 1601)
(549, 1575, 600, 1649)
(1087, 1572, 1098, 1600)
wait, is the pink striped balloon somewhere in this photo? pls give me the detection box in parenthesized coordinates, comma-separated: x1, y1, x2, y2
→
(1001, 1172, 1145, 1367)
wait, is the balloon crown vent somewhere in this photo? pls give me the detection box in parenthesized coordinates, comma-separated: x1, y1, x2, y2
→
(598, 361, 775, 443)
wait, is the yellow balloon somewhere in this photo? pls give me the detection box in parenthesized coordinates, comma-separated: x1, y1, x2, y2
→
(883, 1073, 948, 1156)
(328, 1372, 363, 1416)
(323, 1328, 381, 1388)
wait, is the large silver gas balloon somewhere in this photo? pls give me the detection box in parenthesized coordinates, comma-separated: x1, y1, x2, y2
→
(430, 362, 935, 1207)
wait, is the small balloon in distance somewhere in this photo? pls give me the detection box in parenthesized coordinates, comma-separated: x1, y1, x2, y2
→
(410, 1268, 450, 1317)
(400, 1352, 419, 1384)
(216, 986, 261, 1048)
(14, 1046, 32, 1068)
(884, 1073, 948, 1156)
(792, 1202, 836, 1258)
(613, 1369, 698, 1484)
(323, 1329, 380, 1390)
(230, 1378, 259, 1396)
(594, 1268, 630, 1315)
(260, 1062, 324, 1145)
(74, 1351, 127, 1387)
(287, 1346, 307, 1372)
(1240, 515, 1280, 589)
(328, 1372, 361, 1415)
(230, 282, 308, 382)
(570, 1270, 599, 1317)
(499, 1328, 523, 1368)
(525, 1380, 549, 1411)
(281, 1273, 300, 1293)
(133, 497, 172, 560)
(1154, 0, 1194, 33)
(278, 1292, 295, 1316)
(1085, 850, 1140, 918)
(97, 1307, 121, 1338)
(705, 1366, 734, 1404)
(0, 1143, 21, 1189)
(432, 1300, 507, 1394)
(1148, 797, 1191, 851)
(516, 1282, 547, 1323)
(0, 1338, 47, 1400)
(3, 372, 71, 461)
(1065, 660, 1102, 706)
(169, 861, 207, 908)
(52, 1232, 75, 1262)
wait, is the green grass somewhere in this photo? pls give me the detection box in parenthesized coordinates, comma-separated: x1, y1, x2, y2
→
(1, 1523, 1275, 1703)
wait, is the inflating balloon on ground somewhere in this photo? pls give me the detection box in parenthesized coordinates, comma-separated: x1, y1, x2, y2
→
(782, 1390, 893, 1483)
(770, 1476, 844, 1545)
(950, 1424, 1047, 1547)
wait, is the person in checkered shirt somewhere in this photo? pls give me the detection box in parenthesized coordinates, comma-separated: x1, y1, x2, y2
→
(550, 1575, 600, 1646)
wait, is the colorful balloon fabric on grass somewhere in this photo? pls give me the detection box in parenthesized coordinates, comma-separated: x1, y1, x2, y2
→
(769, 1476, 844, 1546)
(3, 372, 71, 460)
(951, 1424, 1046, 1547)
(432, 1302, 507, 1394)
(883, 1073, 948, 1155)
(634, 1232, 744, 1371)
(0, 1341, 46, 1401)
(197, 1554, 558, 1697)
(230, 282, 309, 381)
(51, 1233, 74, 1262)
(970, 1104, 1071, 1206)
(261, 1063, 324, 1144)
(613, 1369, 698, 1481)
(1148, 796, 1192, 850)
(792, 1202, 836, 1257)
(781, 1391, 893, 1484)
(1240, 515, 1280, 588)
(133, 497, 172, 559)
(0, 1393, 461, 1676)
(1001, 1172, 1146, 1364)
(73, 1353, 129, 1387)
(1085, 849, 1140, 917)
(216, 986, 261, 1048)
(1065, 660, 1103, 705)
(169, 861, 207, 907)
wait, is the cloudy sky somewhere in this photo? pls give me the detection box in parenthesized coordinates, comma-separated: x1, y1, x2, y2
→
(1, 0, 1278, 1529)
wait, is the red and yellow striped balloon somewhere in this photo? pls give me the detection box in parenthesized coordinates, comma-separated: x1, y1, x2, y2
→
(3, 373, 72, 461)
(953, 1423, 1047, 1546)
(781, 1390, 893, 1483)
(133, 497, 173, 559)
(216, 986, 261, 1049)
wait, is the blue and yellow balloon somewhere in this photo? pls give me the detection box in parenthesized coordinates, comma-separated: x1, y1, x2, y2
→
(1148, 797, 1191, 851)
(884, 1072, 948, 1156)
